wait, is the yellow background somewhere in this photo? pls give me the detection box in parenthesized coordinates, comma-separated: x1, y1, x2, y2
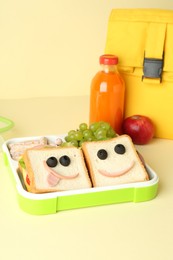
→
(1, 0, 173, 99)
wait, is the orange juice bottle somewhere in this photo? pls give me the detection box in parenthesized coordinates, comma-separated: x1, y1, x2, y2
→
(89, 54, 125, 134)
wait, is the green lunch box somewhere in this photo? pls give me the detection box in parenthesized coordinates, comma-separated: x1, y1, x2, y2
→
(2, 135, 159, 215)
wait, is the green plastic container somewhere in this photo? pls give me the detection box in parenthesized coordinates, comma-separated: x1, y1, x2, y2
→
(0, 116, 14, 133)
(2, 135, 159, 215)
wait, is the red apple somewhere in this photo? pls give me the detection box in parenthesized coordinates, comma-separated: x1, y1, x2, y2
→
(122, 115, 155, 145)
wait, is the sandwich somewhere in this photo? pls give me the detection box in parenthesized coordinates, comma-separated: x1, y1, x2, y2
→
(18, 146, 92, 193)
(81, 134, 149, 187)
(9, 137, 48, 160)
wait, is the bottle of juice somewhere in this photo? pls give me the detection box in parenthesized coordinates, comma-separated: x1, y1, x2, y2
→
(89, 54, 125, 134)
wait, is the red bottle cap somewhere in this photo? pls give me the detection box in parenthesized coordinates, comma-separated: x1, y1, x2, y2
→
(99, 54, 118, 65)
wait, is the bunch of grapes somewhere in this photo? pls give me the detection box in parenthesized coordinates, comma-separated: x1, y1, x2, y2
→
(61, 121, 117, 148)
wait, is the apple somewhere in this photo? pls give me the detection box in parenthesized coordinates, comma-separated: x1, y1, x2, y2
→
(122, 115, 155, 145)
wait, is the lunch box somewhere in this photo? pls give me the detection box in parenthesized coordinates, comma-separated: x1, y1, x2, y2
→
(2, 135, 159, 215)
(0, 116, 14, 140)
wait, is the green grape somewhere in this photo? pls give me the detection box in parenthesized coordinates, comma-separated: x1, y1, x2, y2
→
(79, 123, 88, 132)
(95, 128, 107, 140)
(70, 140, 79, 147)
(68, 130, 76, 136)
(61, 142, 73, 147)
(89, 122, 101, 133)
(100, 121, 111, 131)
(87, 136, 96, 141)
(64, 135, 71, 142)
(74, 130, 83, 141)
(63, 120, 116, 148)
(67, 133, 76, 141)
(107, 127, 116, 138)
(83, 129, 93, 140)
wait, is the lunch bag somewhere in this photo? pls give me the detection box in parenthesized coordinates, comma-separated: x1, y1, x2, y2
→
(105, 9, 173, 139)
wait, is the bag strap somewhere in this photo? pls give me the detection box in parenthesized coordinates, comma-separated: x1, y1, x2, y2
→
(145, 23, 166, 59)
(142, 23, 166, 83)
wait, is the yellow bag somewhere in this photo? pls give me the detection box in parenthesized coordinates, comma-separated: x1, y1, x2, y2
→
(105, 9, 173, 139)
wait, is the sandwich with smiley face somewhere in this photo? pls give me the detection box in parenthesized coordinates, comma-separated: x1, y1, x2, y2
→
(18, 146, 92, 193)
(18, 135, 149, 193)
(81, 135, 149, 187)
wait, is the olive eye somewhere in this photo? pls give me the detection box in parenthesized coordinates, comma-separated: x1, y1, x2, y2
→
(46, 157, 58, 167)
(59, 155, 71, 166)
(97, 149, 108, 160)
(114, 144, 126, 154)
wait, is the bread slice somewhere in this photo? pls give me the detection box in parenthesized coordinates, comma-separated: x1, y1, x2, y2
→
(82, 135, 149, 187)
(18, 146, 92, 193)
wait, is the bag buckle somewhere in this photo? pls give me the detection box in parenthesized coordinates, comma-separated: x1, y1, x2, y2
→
(142, 55, 164, 82)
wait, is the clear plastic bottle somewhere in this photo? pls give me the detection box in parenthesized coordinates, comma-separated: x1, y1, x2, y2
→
(89, 54, 125, 134)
